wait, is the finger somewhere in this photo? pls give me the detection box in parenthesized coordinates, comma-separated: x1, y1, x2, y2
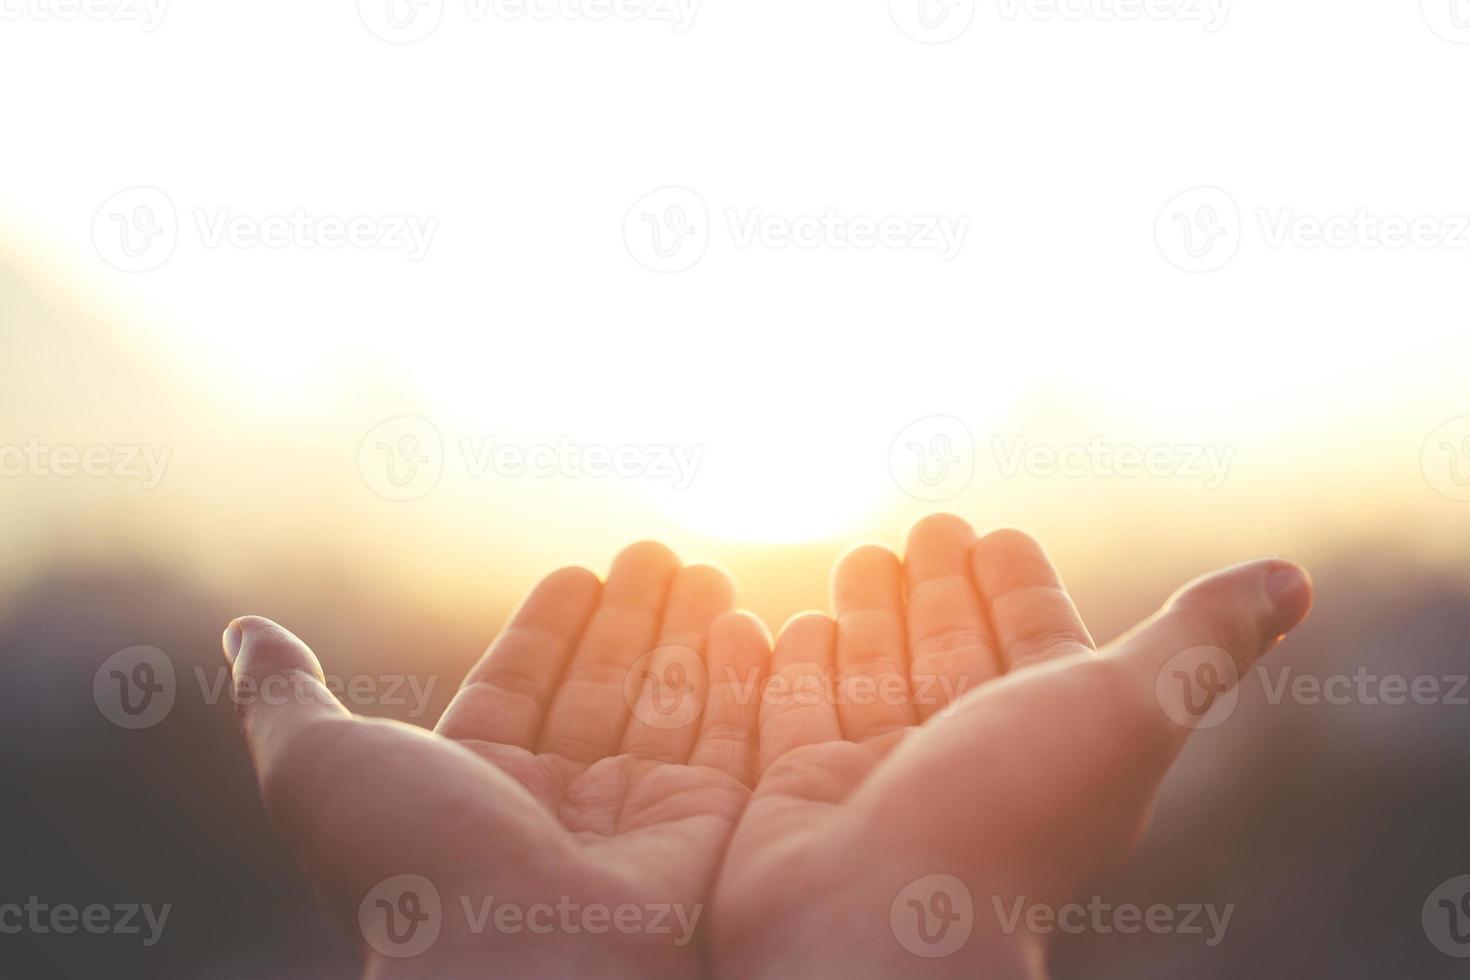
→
(689, 611, 772, 786)
(435, 566, 602, 747)
(759, 612, 842, 772)
(224, 616, 351, 790)
(903, 514, 1001, 720)
(832, 545, 916, 741)
(971, 528, 1095, 672)
(620, 564, 736, 763)
(538, 541, 680, 762)
(1109, 559, 1314, 750)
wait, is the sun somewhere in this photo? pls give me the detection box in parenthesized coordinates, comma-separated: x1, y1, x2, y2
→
(644, 429, 890, 544)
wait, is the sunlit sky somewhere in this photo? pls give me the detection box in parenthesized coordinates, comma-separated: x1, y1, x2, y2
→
(2, 2, 1468, 626)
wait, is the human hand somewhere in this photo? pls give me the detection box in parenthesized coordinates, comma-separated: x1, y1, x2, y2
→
(710, 515, 1313, 978)
(224, 542, 770, 980)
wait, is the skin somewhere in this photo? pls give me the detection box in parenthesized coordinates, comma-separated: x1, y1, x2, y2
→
(225, 542, 772, 979)
(711, 515, 1313, 978)
(225, 518, 1313, 979)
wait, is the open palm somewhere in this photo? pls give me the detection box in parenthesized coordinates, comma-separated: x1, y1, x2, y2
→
(711, 515, 1313, 979)
(226, 542, 769, 980)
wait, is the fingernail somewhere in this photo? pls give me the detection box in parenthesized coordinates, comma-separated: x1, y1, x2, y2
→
(223, 622, 244, 664)
(1265, 564, 1313, 636)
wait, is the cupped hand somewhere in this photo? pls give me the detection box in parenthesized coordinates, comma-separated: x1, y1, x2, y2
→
(710, 515, 1313, 979)
(225, 542, 770, 980)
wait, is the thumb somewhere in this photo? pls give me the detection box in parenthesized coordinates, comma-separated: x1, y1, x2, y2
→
(1109, 559, 1314, 746)
(223, 616, 350, 781)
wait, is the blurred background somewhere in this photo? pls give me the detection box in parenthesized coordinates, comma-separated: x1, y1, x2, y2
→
(2, 1, 1469, 976)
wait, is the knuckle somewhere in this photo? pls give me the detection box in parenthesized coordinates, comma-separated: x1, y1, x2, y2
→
(1007, 625, 1094, 668)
